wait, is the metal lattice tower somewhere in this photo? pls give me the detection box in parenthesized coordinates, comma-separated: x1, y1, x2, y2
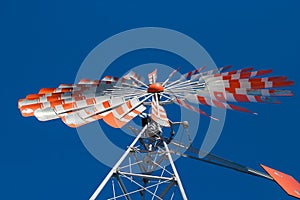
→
(90, 123, 188, 200)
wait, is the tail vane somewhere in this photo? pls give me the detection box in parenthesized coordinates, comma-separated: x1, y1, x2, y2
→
(261, 164, 300, 199)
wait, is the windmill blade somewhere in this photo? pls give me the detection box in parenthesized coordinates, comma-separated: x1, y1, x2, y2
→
(204, 77, 293, 94)
(219, 69, 273, 80)
(78, 79, 101, 84)
(183, 66, 207, 80)
(174, 98, 218, 120)
(196, 65, 242, 79)
(151, 93, 170, 127)
(53, 96, 112, 115)
(38, 87, 72, 94)
(20, 95, 112, 126)
(169, 141, 272, 180)
(221, 67, 254, 76)
(59, 97, 115, 128)
(148, 69, 157, 84)
(19, 97, 86, 117)
(186, 94, 256, 114)
(196, 90, 280, 104)
(223, 78, 294, 91)
(60, 107, 107, 128)
(197, 67, 262, 86)
(36, 96, 112, 126)
(120, 71, 146, 88)
(19, 91, 100, 112)
(18, 73, 139, 120)
(197, 67, 254, 81)
(219, 65, 232, 72)
(18, 82, 120, 126)
(18, 69, 151, 128)
(59, 96, 132, 128)
(162, 67, 180, 86)
(164, 66, 206, 89)
(103, 96, 147, 128)
(231, 88, 293, 97)
(201, 69, 273, 83)
(19, 78, 118, 109)
(176, 65, 230, 84)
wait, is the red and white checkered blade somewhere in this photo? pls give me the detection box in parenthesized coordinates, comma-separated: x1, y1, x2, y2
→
(220, 69, 273, 80)
(208, 77, 294, 93)
(162, 67, 180, 86)
(18, 75, 131, 126)
(186, 94, 256, 114)
(120, 71, 146, 88)
(233, 89, 293, 96)
(174, 98, 218, 120)
(103, 97, 146, 128)
(196, 90, 280, 104)
(148, 69, 157, 84)
(151, 95, 170, 127)
(59, 97, 113, 128)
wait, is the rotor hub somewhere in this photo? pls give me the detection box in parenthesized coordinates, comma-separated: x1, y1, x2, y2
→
(147, 83, 164, 93)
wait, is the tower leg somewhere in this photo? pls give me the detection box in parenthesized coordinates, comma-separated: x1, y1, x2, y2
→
(89, 125, 148, 200)
(163, 141, 187, 200)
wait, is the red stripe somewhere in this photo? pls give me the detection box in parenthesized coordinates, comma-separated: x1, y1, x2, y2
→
(256, 69, 272, 76)
(212, 100, 226, 109)
(273, 81, 294, 88)
(228, 70, 237, 75)
(254, 96, 263, 102)
(233, 94, 250, 102)
(239, 72, 252, 79)
(186, 71, 193, 78)
(268, 76, 287, 81)
(225, 87, 237, 93)
(197, 96, 209, 105)
(102, 101, 110, 109)
(241, 67, 254, 72)
(213, 91, 226, 101)
(251, 81, 266, 89)
(229, 80, 241, 89)
(229, 104, 250, 113)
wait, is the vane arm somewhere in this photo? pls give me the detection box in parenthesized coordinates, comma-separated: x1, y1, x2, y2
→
(178, 151, 272, 180)
(164, 66, 207, 88)
(165, 80, 205, 91)
(119, 94, 153, 119)
(170, 142, 272, 180)
(129, 76, 149, 88)
(117, 82, 147, 90)
(162, 67, 180, 86)
(143, 100, 173, 106)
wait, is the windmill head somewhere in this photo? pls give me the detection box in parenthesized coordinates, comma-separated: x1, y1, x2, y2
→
(18, 66, 293, 129)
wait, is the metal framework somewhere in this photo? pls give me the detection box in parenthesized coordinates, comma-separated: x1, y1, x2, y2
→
(90, 124, 188, 200)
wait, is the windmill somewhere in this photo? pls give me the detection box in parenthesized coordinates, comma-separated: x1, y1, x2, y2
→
(18, 66, 300, 199)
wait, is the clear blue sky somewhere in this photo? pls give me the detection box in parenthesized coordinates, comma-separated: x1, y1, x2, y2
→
(1, 1, 300, 199)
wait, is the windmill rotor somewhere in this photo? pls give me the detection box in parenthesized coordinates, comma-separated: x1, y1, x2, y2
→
(18, 66, 300, 199)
